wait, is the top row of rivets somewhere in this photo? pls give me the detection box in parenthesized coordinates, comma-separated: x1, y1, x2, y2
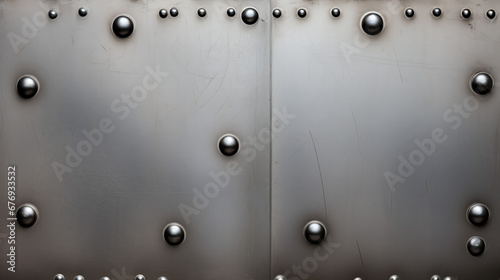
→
(47, 7, 497, 21)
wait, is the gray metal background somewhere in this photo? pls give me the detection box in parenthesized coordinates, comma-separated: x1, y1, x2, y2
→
(0, 0, 499, 280)
(0, 0, 270, 279)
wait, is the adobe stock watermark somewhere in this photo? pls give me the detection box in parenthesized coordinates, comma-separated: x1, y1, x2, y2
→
(340, 0, 403, 63)
(278, 235, 340, 280)
(6, 0, 69, 54)
(178, 106, 296, 225)
(51, 65, 169, 182)
(384, 95, 480, 191)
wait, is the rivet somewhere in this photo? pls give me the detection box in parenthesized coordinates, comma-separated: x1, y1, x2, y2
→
(135, 275, 145, 280)
(16, 74, 40, 99)
(218, 134, 240, 156)
(303, 220, 326, 244)
(78, 8, 88, 17)
(467, 203, 489, 226)
(54, 274, 65, 280)
(274, 275, 286, 280)
(432, 7, 442, 18)
(469, 72, 494, 96)
(466, 236, 485, 256)
(197, 8, 206, 18)
(112, 15, 134, 38)
(241, 7, 259, 25)
(405, 8, 415, 19)
(297, 8, 307, 18)
(159, 9, 168, 19)
(461, 8, 472, 19)
(389, 276, 400, 280)
(331, 8, 341, 18)
(430, 275, 441, 280)
(170, 8, 179, 17)
(360, 12, 385, 36)
(16, 203, 39, 227)
(74, 276, 84, 280)
(227, 8, 236, 17)
(48, 10, 58, 19)
(163, 222, 186, 246)
(273, 8, 282, 19)
(486, 9, 496, 19)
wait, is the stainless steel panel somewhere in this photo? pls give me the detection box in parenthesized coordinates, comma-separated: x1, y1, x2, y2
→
(271, 0, 500, 279)
(1, 0, 500, 279)
(0, 0, 270, 279)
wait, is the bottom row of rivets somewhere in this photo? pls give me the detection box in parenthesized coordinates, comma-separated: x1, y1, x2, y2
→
(55, 274, 168, 280)
(276, 276, 458, 280)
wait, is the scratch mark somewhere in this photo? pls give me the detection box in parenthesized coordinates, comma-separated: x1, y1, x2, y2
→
(198, 61, 230, 110)
(392, 43, 403, 82)
(309, 130, 328, 225)
(350, 107, 362, 155)
(101, 44, 108, 54)
(425, 180, 429, 196)
(356, 240, 365, 266)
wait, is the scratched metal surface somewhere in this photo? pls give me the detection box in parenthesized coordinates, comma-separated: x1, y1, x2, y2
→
(0, 0, 270, 279)
(271, 0, 500, 279)
(1, 0, 500, 279)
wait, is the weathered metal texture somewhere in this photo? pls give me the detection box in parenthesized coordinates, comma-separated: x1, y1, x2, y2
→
(1, 0, 500, 279)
